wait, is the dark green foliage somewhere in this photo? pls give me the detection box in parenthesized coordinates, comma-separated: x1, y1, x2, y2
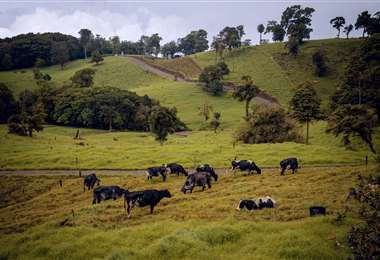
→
(141, 34, 162, 57)
(71, 68, 95, 88)
(232, 76, 259, 119)
(355, 11, 372, 37)
(327, 105, 377, 154)
(7, 102, 46, 137)
(217, 25, 245, 50)
(330, 33, 380, 121)
(161, 41, 178, 58)
(148, 106, 184, 144)
(265, 21, 286, 42)
(286, 36, 299, 56)
(210, 112, 221, 133)
(289, 82, 322, 144)
(348, 173, 380, 259)
(0, 32, 83, 70)
(281, 5, 315, 43)
(34, 58, 45, 68)
(91, 50, 104, 65)
(234, 105, 300, 144)
(199, 63, 230, 95)
(312, 49, 328, 76)
(178, 29, 208, 55)
(120, 40, 144, 55)
(51, 41, 70, 70)
(0, 83, 17, 123)
(330, 17, 346, 38)
(110, 36, 121, 55)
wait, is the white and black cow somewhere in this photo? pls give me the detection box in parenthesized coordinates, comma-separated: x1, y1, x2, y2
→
(146, 166, 168, 181)
(166, 163, 188, 176)
(280, 158, 298, 175)
(231, 159, 261, 175)
(92, 186, 126, 205)
(124, 189, 172, 218)
(196, 164, 218, 181)
(181, 172, 212, 194)
(236, 196, 276, 211)
(84, 173, 100, 192)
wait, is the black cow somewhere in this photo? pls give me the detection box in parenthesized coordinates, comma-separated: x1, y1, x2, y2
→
(124, 189, 172, 218)
(231, 160, 261, 174)
(84, 173, 100, 191)
(196, 164, 218, 181)
(280, 158, 298, 175)
(166, 163, 188, 176)
(146, 166, 167, 181)
(236, 196, 276, 211)
(92, 186, 125, 205)
(181, 172, 212, 194)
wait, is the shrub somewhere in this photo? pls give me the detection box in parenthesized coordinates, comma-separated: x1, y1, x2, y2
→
(312, 49, 328, 76)
(234, 105, 301, 144)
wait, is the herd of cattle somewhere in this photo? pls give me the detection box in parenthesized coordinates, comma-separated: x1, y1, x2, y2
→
(84, 158, 299, 218)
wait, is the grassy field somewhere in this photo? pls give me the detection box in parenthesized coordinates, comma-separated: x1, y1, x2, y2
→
(0, 121, 377, 170)
(0, 166, 369, 259)
(154, 38, 362, 106)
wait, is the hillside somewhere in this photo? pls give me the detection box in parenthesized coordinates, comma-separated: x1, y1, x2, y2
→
(0, 166, 367, 259)
(145, 38, 362, 106)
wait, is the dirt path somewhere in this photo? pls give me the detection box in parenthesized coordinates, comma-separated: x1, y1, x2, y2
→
(127, 56, 279, 107)
(0, 164, 365, 176)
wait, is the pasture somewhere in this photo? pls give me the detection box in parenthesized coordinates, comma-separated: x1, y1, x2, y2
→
(0, 166, 368, 259)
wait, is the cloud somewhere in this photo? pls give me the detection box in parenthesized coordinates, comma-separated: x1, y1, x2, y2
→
(0, 7, 191, 42)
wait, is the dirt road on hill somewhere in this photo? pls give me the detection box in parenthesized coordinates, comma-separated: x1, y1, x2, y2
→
(127, 56, 279, 107)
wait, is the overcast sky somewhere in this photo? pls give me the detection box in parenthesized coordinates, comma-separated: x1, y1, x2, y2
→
(0, 1, 379, 43)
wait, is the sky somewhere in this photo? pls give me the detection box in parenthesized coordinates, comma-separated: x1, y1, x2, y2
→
(0, 1, 379, 44)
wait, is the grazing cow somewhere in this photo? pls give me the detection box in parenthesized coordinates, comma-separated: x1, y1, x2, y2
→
(236, 196, 276, 211)
(231, 160, 261, 175)
(84, 173, 100, 191)
(280, 158, 298, 175)
(92, 186, 125, 205)
(124, 189, 171, 218)
(196, 164, 218, 181)
(309, 206, 326, 216)
(181, 172, 212, 194)
(146, 166, 167, 181)
(166, 163, 188, 176)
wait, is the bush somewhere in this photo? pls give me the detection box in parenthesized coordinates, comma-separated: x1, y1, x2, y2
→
(234, 105, 301, 144)
(198, 62, 229, 95)
(312, 49, 328, 76)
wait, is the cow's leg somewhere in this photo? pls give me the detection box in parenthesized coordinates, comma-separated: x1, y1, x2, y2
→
(190, 187, 193, 193)
(202, 185, 205, 191)
(150, 205, 155, 214)
(280, 168, 285, 175)
(127, 200, 133, 218)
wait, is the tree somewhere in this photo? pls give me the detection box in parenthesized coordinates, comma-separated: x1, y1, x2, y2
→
(178, 29, 208, 55)
(312, 48, 328, 76)
(232, 76, 259, 119)
(91, 50, 104, 65)
(149, 106, 178, 145)
(198, 62, 229, 95)
(217, 25, 245, 50)
(257, 24, 265, 44)
(286, 36, 299, 56)
(330, 17, 346, 38)
(8, 102, 46, 137)
(355, 11, 372, 38)
(289, 82, 322, 145)
(367, 12, 380, 36)
(71, 68, 95, 88)
(281, 5, 315, 43)
(343, 24, 354, 39)
(210, 112, 221, 133)
(234, 104, 300, 144)
(51, 41, 70, 70)
(0, 83, 17, 123)
(265, 21, 286, 42)
(78, 29, 93, 59)
(110, 36, 121, 55)
(198, 101, 213, 121)
(211, 36, 226, 61)
(327, 105, 377, 154)
(146, 33, 162, 57)
(161, 41, 178, 58)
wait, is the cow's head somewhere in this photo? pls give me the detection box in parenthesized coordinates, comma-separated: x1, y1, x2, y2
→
(161, 189, 172, 198)
(236, 200, 243, 210)
(256, 166, 262, 174)
(160, 165, 169, 174)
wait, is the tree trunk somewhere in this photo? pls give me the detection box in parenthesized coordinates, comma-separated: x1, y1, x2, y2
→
(260, 33, 262, 44)
(61, 63, 64, 70)
(84, 46, 87, 59)
(337, 29, 340, 38)
(306, 121, 310, 145)
(109, 117, 112, 132)
(245, 100, 250, 119)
